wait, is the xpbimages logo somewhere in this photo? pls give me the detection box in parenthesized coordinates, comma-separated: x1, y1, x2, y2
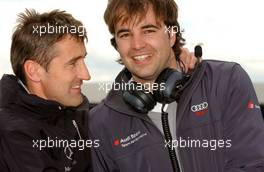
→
(164, 25, 185, 36)
(32, 137, 100, 151)
(98, 81, 166, 94)
(165, 137, 232, 151)
(32, 23, 86, 36)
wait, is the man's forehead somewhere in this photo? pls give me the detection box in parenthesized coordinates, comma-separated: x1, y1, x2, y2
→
(115, 8, 162, 30)
(48, 36, 86, 61)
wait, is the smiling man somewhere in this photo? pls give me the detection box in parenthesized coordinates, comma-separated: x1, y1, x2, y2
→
(114, 5, 178, 84)
(0, 9, 92, 172)
(89, 0, 264, 172)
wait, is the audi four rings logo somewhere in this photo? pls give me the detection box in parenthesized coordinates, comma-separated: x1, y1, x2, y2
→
(191, 102, 208, 112)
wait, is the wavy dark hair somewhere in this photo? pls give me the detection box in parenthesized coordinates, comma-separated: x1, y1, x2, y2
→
(104, 0, 185, 65)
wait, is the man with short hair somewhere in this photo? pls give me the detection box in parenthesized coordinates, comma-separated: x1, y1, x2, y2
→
(89, 0, 264, 171)
(0, 9, 92, 172)
(0, 8, 196, 172)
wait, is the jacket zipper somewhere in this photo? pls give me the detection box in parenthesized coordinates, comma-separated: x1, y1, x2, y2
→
(72, 120, 82, 140)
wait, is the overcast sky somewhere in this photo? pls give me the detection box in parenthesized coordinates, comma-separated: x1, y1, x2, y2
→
(0, 0, 263, 82)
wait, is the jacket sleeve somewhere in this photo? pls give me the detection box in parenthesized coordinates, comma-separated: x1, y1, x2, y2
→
(0, 130, 61, 172)
(222, 64, 264, 172)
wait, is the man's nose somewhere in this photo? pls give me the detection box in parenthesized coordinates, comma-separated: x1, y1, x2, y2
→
(130, 33, 146, 50)
(78, 60, 91, 81)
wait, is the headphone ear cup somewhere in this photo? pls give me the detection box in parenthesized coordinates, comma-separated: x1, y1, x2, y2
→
(122, 82, 156, 113)
(123, 91, 148, 113)
(133, 89, 156, 111)
(153, 68, 186, 103)
(153, 68, 172, 102)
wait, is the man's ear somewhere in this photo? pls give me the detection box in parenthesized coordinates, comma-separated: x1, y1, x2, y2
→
(169, 31, 176, 47)
(23, 60, 43, 82)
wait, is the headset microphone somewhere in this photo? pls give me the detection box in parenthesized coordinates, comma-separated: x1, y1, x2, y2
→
(194, 45, 202, 59)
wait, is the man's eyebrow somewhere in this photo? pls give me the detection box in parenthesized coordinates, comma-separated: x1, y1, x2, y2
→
(141, 24, 160, 30)
(116, 29, 130, 36)
(116, 24, 159, 36)
(66, 52, 87, 64)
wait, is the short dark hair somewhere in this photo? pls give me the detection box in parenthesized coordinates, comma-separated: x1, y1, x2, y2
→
(11, 9, 87, 84)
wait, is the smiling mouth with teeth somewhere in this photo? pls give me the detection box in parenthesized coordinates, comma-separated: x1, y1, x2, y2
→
(133, 55, 149, 61)
(72, 85, 81, 89)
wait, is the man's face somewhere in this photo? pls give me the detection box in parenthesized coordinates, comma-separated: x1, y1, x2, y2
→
(39, 36, 90, 107)
(115, 6, 177, 84)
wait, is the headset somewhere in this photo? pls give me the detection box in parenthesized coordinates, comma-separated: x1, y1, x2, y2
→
(121, 67, 191, 113)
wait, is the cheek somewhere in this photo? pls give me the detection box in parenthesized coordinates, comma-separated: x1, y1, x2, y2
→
(47, 77, 62, 90)
(156, 38, 171, 54)
(54, 68, 75, 82)
(156, 32, 171, 44)
(46, 73, 71, 92)
(118, 49, 131, 63)
(117, 41, 130, 54)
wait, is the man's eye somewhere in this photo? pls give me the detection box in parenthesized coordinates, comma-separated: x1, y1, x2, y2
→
(69, 62, 77, 66)
(119, 33, 130, 38)
(144, 29, 155, 34)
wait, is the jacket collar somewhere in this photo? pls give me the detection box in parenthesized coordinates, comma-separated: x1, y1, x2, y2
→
(0, 74, 89, 121)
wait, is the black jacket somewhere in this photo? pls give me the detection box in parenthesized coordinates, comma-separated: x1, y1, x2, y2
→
(89, 60, 264, 172)
(0, 75, 92, 172)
